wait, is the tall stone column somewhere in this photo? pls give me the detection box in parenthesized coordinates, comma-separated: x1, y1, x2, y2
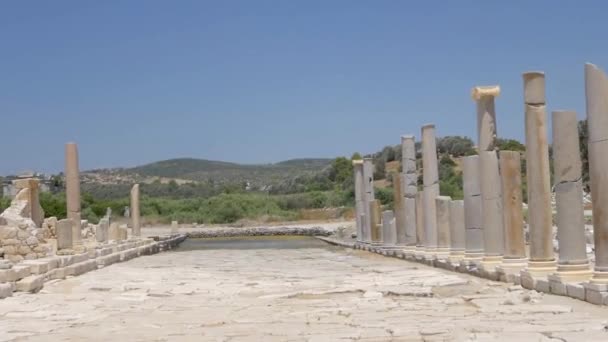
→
(392, 173, 407, 248)
(585, 63, 608, 286)
(472, 86, 504, 269)
(352, 160, 365, 244)
(369, 199, 382, 246)
(402, 135, 418, 252)
(548, 110, 592, 285)
(521, 71, 557, 286)
(462, 155, 484, 262)
(362, 158, 375, 244)
(130, 184, 141, 237)
(448, 200, 465, 262)
(65, 142, 82, 246)
(498, 151, 527, 273)
(421, 124, 440, 254)
(435, 196, 452, 258)
(415, 191, 426, 256)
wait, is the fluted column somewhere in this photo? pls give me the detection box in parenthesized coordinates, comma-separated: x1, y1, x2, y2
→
(421, 124, 439, 254)
(522, 71, 557, 282)
(498, 151, 527, 272)
(585, 63, 608, 286)
(65, 142, 82, 246)
(435, 196, 451, 258)
(362, 158, 375, 244)
(353, 160, 365, 244)
(462, 155, 484, 262)
(549, 110, 592, 283)
(449, 200, 465, 262)
(401, 135, 418, 251)
(130, 184, 141, 237)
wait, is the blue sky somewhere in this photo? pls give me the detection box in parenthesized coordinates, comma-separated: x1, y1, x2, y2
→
(1, 1, 607, 175)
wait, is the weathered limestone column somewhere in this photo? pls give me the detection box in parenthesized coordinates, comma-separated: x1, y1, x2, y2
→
(415, 191, 426, 256)
(56, 219, 73, 250)
(548, 110, 592, 286)
(362, 158, 376, 244)
(381, 210, 397, 252)
(462, 155, 484, 262)
(472, 85, 500, 152)
(392, 173, 407, 247)
(521, 71, 557, 285)
(435, 196, 452, 258)
(585, 63, 608, 288)
(108, 222, 121, 241)
(353, 160, 365, 244)
(421, 124, 439, 254)
(448, 200, 465, 262)
(130, 184, 141, 237)
(497, 151, 527, 273)
(65, 142, 82, 246)
(119, 224, 128, 240)
(402, 135, 418, 251)
(369, 200, 382, 246)
(96, 218, 109, 243)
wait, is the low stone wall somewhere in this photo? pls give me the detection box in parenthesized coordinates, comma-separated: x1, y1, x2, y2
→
(186, 226, 333, 238)
(0, 234, 187, 299)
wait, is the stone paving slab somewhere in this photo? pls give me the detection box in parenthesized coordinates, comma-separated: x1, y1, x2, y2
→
(0, 240, 607, 341)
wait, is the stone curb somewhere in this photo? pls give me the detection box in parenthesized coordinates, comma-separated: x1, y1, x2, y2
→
(0, 234, 187, 299)
(187, 227, 332, 238)
(316, 237, 606, 306)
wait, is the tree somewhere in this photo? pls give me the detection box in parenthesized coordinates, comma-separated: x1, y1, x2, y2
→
(437, 136, 475, 157)
(496, 138, 525, 152)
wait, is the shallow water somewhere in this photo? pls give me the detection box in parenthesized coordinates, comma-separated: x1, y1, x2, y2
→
(174, 235, 335, 251)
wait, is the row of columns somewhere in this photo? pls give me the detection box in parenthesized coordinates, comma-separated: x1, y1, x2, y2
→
(353, 63, 608, 296)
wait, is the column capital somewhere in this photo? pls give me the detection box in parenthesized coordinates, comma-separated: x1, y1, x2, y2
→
(471, 85, 500, 100)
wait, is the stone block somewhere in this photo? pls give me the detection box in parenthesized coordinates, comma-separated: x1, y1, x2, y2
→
(0, 283, 13, 298)
(535, 278, 550, 293)
(566, 283, 586, 301)
(65, 260, 97, 276)
(47, 267, 66, 280)
(584, 283, 608, 305)
(96, 253, 121, 268)
(548, 277, 567, 296)
(15, 275, 44, 293)
(8, 265, 31, 282)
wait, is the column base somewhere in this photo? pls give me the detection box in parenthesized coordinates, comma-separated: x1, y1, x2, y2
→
(447, 251, 465, 263)
(520, 260, 557, 291)
(379, 246, 400, 256)
(479, 256, 503, 281)
(400, 245, 417, 259)
(590, 270, 608, 285)
(584, 282, 608, 305)
(433, 247, 450, 261)
(553, 263, 593, 283)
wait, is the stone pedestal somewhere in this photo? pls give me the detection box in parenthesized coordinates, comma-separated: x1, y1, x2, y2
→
(421, 124, 439, 254)
(96, 218, 109, 243)
(65, 142, 82, 246)
(119, 224, 128, 241)
(585, 63, 608, 287)
(448, 200, 465, 262)
(462, 155, 484, 263)
(497, 151, 527, 275)
(362, 158, 375, 244)
(521, 71, 557, 282)
(381, 210, 398, 252)
(171, 221, 179, 234)
(56, 219, 73, 250)
(352, 160, 365, 244)
(550, 110, 592, 284)
(130, 184, 141, 237)
(108, 223, 121, 241)
(401, 135, 418, 252)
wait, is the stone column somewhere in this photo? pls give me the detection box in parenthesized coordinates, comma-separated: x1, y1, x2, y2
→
(363, 158, 376, 244)
(108, 222, 120, 241)
(521, 71, 557, 286)
(392, 173, 407, 247)
(369, 200, 382, 246)
(448, 200, 465, 262)
(402, 135, 418, 251)
(96, 218, 109, 243)
(472, 85, 500, 152)
(548, 110, 592, 285)
(585, 63, 608, 302)
(130, 184, 141, 237)
(65, 142, 82, 246)
(498, 151, 527, 273)
(435, 196, 452, 258)
(381, 210, 397, 252)
(56, 219, 73, 250)
(421, 124, 439, 254)
(415, 191, 426, 256)
(353, 160, 365, 244)
(462, 155, 484, 262)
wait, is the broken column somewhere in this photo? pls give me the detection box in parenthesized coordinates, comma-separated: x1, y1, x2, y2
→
(353, 160, 365, 244)
(421, 124, 439, 254)
(108, 222, 121, 241)
(65, 142, 82, 246)
(435, 196, 452, 258)
(369, 200, 382, 246)
(549, 110, 592, 288)
(584, 63, 608, 299)
(448, 200, 465, 262)
(362, 158, 376, 244)
(521, 71, 557, 288)
(415, 192, 426, 256)
(392, 173, 407, 248)
(130, 184, 141, 237)
(381, 210, 398, 253)
(171, 220, 179, 234)
(462, 155, 484, 263)
(497, 151, 527, 274)
(96, 218, 109, 243)
(402, 135, 418, 252)
(56, 219, 73, 250)
(472, 86, 504, 269)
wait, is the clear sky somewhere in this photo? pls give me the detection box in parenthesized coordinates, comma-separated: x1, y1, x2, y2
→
(1, 1, 607, 175)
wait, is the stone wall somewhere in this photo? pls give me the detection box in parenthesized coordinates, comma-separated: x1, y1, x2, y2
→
(0, 224, 50, 263)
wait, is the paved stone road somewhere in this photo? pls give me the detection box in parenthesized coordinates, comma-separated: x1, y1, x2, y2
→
(1, 238, 608, 341)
